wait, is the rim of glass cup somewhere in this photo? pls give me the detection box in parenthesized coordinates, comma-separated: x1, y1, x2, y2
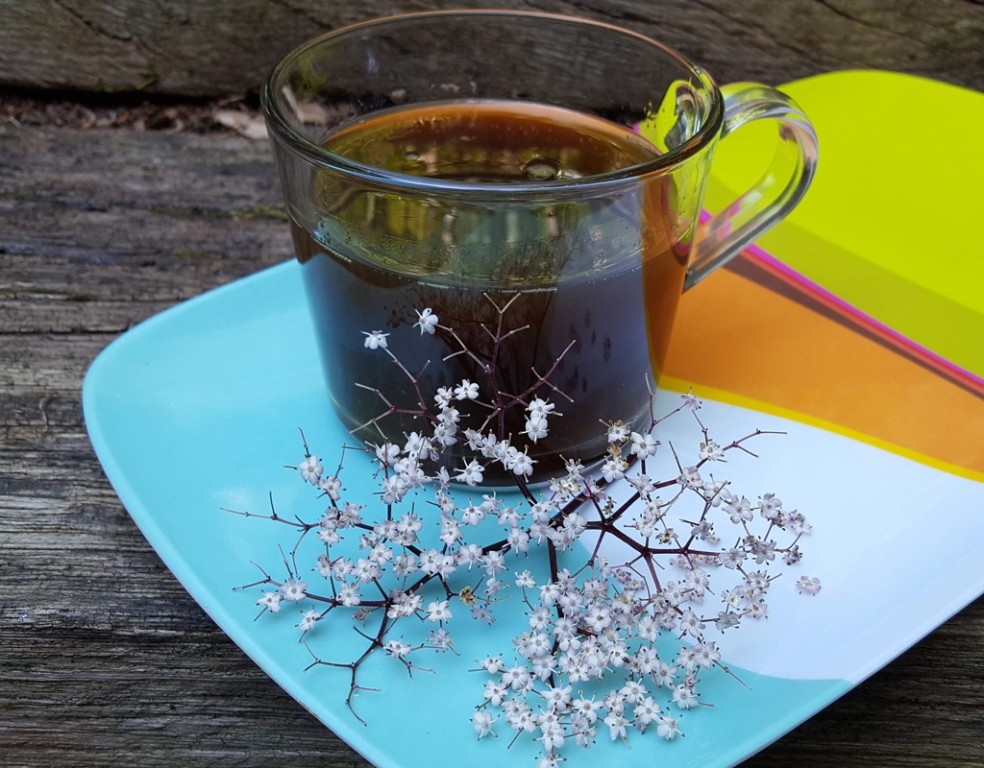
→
(261, 9, 725, 196)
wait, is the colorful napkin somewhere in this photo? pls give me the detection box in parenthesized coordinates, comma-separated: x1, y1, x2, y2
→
(667, 70, 984, 479)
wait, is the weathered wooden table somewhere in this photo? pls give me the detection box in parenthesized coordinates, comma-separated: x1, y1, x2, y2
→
(1, 123, 981, 767)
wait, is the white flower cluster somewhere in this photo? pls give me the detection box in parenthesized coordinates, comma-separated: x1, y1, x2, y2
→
(236, 305, 819, 765)
(472, 560, 694, 758)
(462, 424, 818, 763)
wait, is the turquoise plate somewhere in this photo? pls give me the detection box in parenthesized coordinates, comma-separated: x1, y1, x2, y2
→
(83, 261, 984, 767)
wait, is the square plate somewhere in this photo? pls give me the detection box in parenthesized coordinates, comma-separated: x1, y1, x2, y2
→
(83, 259, 984, 767)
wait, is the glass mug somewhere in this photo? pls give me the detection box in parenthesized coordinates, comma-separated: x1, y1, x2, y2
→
(263, 10, 817, 484)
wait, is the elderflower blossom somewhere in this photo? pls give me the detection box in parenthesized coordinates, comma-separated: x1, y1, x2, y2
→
(279, 577, 307, 602)
(454, 379, 480, 401)
(298, 609, 320, 633)
(297, 455, 323, 484)
(362, 330, 389, 349)
(507, 447, 535, 477)
(235, 310, 818, 768)
(629, 431, 659, 457)
(472, 710, 496, 738)
(605, 420, 630, 443)
(795, 575, 822, 595)
(414, 307, 439, 335)
(455, 460, 485, 487)
(256, 591, 282, 614)
(523, 415, 549, 443)
(317, 474, 342, 500)
(427, 599, 453, 622)
(385, 639, 412, 659)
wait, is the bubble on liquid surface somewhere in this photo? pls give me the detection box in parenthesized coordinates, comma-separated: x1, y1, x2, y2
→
(524, 158, 560, 181)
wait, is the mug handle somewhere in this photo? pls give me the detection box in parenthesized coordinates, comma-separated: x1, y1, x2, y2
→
(684, 83, 819, 290)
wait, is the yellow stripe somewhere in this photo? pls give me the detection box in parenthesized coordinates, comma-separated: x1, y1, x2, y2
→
(660, 375, 984, 485)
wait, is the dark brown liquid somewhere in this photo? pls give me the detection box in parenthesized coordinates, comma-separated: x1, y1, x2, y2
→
(293, 100, 688, 483)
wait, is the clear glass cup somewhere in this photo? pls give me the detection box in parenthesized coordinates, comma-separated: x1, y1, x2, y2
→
(263, 10, 817, 484)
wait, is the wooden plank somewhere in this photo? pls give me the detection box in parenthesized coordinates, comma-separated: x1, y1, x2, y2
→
(1, 123, 981, 767)
(1, 0, 982, 97)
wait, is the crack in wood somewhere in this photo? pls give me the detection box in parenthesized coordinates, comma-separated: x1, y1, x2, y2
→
(50, 0, 135, 44)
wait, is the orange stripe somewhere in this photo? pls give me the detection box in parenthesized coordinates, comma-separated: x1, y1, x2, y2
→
(663, 260, 984, 478)
(742, 245, 984, 395)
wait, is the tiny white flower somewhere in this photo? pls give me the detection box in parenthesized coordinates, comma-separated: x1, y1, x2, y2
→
(571, 696, 602, 723)
(337, 504, 362, 529)
(297, 455, 323, 484)
(619, 680, 648, 705)
(715, 610, 741, 631)
(414, 307, 439, 335)
(601, 456, 627, 483)
(605, 420, 630, 443)
(362, 330, 389, 349)
(509, 448, 535, 477)
(434, 386, 453, 409)
(795, 575, 822, 595)
(379, 474, 408, 505)
(426, 599, 452, 622)
(501, 664, 531, 691)
(374, 442, 400, 465)
(694, 641, 722, 668)
(759, 492, 784, 521)
(527, 397, 556, 417)
(297, 609, 320, 633)
(677, 465, 703, 490)
(337, 583, 361, 607)
(479, 655, 505, 674)
(523, 415, 549, 443)
(496, 504, 520, 527)
(604, 711, 629, 741)
(541, 684, 573, 712)
(788, 511, 813, 536)
(384, 639, 412, 659)
(508, 706, 537, 734)
(455, 459, 485, 487)
(507, 526, 530, 553)
(454, 543, 482, 570)
(515, 570, 536, 589)
(482, 679, 508, 706)
(453, 379, 480, 401)
(317, 474, 341, 500)
(700, 439, 725, 461)
(482, 550, 507, 576)
(458, 503, 483, 527)
(436, 406, 461, 425)
(651, 660, 677, 688)
(279, 577, 307, 602)
(392, 553, 416, 578)
(656, 713, 682, 740)
(672, 683, 699, 709)
(256, 591, 282, 614)
(331, 557, 353, 579)
(418, 548, 445, 576)
(680, 390, 701, 410)
(471, 710, 496, 739)
(746, 599, 769, 619)
(783, 544, 803, 565)
(629, 431, 660, 457)
(634, 696, 662, 728)
(725, 496, 754, 524)
(433, 421, 458, 447)
(429, 628, 453, 652)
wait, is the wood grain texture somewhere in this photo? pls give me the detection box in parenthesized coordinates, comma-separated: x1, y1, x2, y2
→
(1, 0, 983, 97)
(1, 124, 982, 767)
